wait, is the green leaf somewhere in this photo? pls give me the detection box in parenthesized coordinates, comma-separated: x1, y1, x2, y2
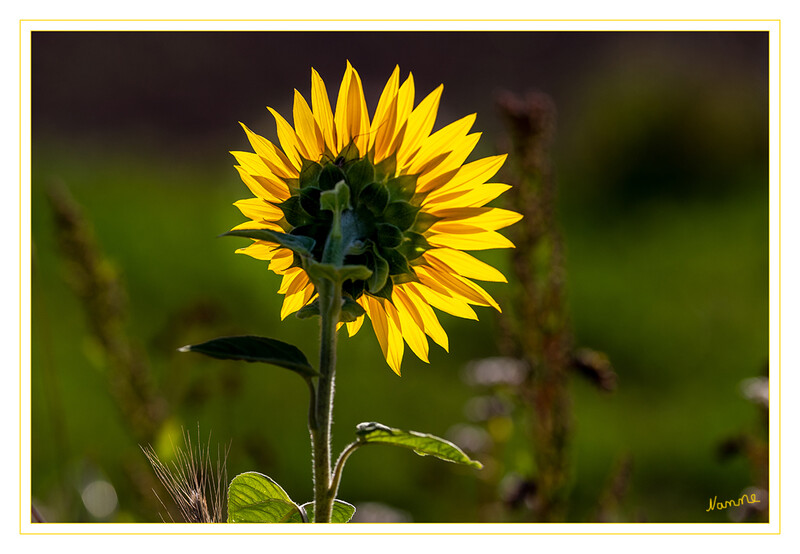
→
(179, 336, 318, 377)
(222, 228, 315, 258)
(228, 472, 303, 523)
(320, 180, 351, 214)
(355, 422, 483, 469)
(287, 500, 356, 523)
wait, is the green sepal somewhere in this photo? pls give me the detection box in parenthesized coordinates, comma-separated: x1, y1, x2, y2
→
(413, 212, 441, 233)
(227, 472, 303, 523)
(354, 422, 483, 469)
(396, 232, 432, 261)
(340, 295, 366, 322)
(336, 141, 361, 164)
(385, 174, 417, 203)
(222, 228, 315, 259)
(381, 246, 411, 275)
(392, 271, 420, 285)
(319, 164, 347, 191)
(299, 186, 322, 217)
(373, 154, 397, 182)
(296, 301, 319, 319)
(359, 182, 389, 215)
(371, 278, 394, 301)
(277, 196, 313, 227)
(179, 335, 318, 377)
(376, 223, 403, 248)
(287, 500, 356, 523)
(346, 158, 375, 197)
(299, 159, 323, 189)
(367, 249, 390, 294)
(383, 201, 419, 231)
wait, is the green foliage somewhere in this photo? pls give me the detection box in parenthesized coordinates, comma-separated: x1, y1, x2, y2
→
(179, 336, 317, 378)
(355, 422, 483, 469)
(287, 500, 356, 523)
(222, 228, 315, 259)
(227, 472, 303, 523)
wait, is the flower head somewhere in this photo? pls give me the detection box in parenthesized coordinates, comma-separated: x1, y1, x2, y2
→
(230, 62, 521, 375)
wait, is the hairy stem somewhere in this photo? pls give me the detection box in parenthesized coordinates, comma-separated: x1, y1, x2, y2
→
(329, 441, 361, 504)
(311, 279, 342, 523)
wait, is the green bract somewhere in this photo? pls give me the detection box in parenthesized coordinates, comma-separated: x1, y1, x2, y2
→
(283, 148, 438, 302)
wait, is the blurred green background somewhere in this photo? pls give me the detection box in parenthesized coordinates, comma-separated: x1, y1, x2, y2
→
(30, 31, 768, 523)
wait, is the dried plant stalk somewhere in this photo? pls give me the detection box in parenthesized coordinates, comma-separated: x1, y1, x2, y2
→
(496, 91, 573, 522)
(141, 427, 229, 523)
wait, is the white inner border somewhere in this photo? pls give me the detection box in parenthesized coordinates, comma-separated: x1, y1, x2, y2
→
(15, 18, 782, 541)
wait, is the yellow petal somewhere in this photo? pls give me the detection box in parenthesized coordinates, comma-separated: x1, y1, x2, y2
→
(397, 84, 443, 169)
(391, 288, 429, 363)
(232, 165, 282, 203)
(278, 267, 305, 294)
(425, 183, 513, 211)
(400, 284, 449, 352)
(235, 242, 278, 261)
(230, 219, 282, 232)
(381, 299, 405, 375)
(293, 89, 324, 161)
(370, 65, 400, 156)
(362, 295, 401, 374)
(416, 132, 483, 193)
(407, 113, 476, 177)
(385, 74, 415, 155)
(424, 248, 508, 283)
(345, 64, 371, 156)
(268, 248, 294, 273)
(333, 62, 370, 154)
(426, 230, 515, 251)
(239, 123, 297, 179)
(407, 282, 478, 321)
(267, 106, 306, 169)
(311, 68, 336, 150)
(346, 315, 364, 337)
(281, 281, 314, 320)
(234, 198, 285, 222)
(429, 207, 523, 233)
(425, 154, 507, 200)
(415, 265, 498, 310)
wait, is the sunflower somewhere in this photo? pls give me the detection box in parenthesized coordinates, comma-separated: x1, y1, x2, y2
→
(230, 62, 521, 375)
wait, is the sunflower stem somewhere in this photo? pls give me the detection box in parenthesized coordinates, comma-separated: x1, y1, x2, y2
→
(311, 277, 341, 523)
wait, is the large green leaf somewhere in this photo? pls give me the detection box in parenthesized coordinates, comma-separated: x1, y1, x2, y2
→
(355, 422, 482, 469)
(222, 228, 315, 258)
(286, 500, 356, 523)
(227, 472, 302, 523)
(179, 336, 318, 377)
